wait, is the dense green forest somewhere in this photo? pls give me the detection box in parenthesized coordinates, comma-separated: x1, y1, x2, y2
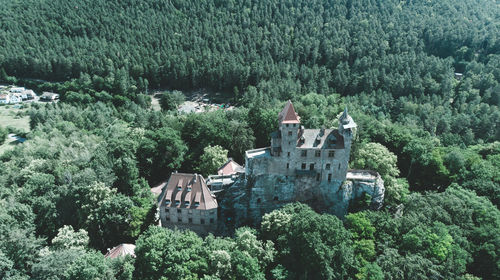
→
(0, 0, 499, 279)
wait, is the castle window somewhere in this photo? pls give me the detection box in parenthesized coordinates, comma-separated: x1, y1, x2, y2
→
(316, 173, 320, 181)
(288, 131, 292, 136)
(301, 163, 306, 170)
(293, 124, 296, 127)
(338, 163, 341, 170)
(273, 196, 278, 201)
(286, 124, 289, 127)
(175, 200, 180, 206)
(315, 150, 321, 157)
(326, 163, 331, 169)
(328, 174, 332, 182)
(177, 209, 181, 214)
(166, 209, 169, 213)
(287, 152, 290, 157)
(257, 198, 262, 203)
(301, 150, 307, 157)
(210, 218, 214, 224)
(166, 216, 170, 221)
(165, 199, 170, 205)
(178, 217, 182, 222)
(201, 219, 205, 225)
(188, 218, 192, 223)
(177, 186, 182, 191)
(309, 163, 315, 170)
(184, 201, 190, 206)
(194, 202, 200, 207)
(286, 163, 289, 169)
(328, 150, 335, 157)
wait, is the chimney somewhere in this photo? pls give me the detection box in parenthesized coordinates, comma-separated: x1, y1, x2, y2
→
(320, 126, 325, 136)
(193, 173, 197, 183)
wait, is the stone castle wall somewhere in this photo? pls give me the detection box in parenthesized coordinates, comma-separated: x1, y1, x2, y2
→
(218, 171, 384, 231)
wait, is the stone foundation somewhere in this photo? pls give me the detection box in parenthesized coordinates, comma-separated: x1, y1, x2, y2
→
(217, 170, 384, 233)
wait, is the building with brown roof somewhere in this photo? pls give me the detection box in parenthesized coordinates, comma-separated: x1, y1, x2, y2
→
(217, 158, 244, 176)
(246, 100, 356, 183)
(158, 173, 218, 235)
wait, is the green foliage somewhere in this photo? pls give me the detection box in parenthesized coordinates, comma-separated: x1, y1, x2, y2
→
(369, 186, 500, 279)
(351, 142, 409, 206)
(137, 126, 187, 183)
(31, 248, 84, 280)
(198, 145, 228, 177)
(65, 251, 115, 280)
(0, 126, 7, 145)
(51, 225, 89, 250)
(355, 262, 384, 280)
(160, 91, 185, 111)
(261, 203, 356, 279)
(345, 212, 375, 240)
(1, 0, 499, 109)
(135, 226, 274, 280)
(134, 226, 206, 280)
(345, 212, 376, 264)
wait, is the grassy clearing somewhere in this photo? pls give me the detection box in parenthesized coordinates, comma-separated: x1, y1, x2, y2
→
(0, 105, 30, 154)
(0, 105, 30, 132)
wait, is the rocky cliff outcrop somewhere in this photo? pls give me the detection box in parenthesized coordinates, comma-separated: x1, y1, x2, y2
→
(217, 170, 384, 234)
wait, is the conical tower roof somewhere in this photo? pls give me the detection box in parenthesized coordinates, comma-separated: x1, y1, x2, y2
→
(278, 100, 300, 124)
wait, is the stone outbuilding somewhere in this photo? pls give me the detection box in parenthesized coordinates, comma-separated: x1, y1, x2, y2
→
(157, 173, 218, 235)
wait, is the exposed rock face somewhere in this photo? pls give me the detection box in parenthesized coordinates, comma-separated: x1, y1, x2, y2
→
(217, 170, 384, 232)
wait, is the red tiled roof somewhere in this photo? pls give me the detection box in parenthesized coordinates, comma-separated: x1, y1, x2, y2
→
(278, 100, 300, 124)
(217, 159, 244, 175)
(105, 244, 136, 258)
(159, 173, 217, 210)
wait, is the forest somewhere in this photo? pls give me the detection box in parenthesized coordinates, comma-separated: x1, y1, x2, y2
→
(0, 0, 499, 279)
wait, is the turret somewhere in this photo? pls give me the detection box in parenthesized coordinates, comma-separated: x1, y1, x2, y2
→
(338, 107, 356, 154)
(278, 100, 301, 157)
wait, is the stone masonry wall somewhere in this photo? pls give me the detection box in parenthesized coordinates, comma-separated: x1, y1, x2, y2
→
(218, 172, 384, 232)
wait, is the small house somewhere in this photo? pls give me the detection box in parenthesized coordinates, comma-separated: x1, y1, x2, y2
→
(41, 92, 59, 101)
(10, 87, 25, 93)
(9, 94, 22, 104)
(21, 90, 36, 100)
(0, 94, 9, 104)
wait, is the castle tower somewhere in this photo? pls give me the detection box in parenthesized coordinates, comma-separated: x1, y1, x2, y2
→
(338, 107, 356, 169)
(277, 100, 300, 157)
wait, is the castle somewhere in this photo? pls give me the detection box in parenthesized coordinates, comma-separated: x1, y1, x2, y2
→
(220, 101, 384, 228)
(245, 100, 356, 183)
(155, 101, 385, 234)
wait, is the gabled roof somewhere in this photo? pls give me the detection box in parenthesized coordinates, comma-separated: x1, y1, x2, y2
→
(105, 243, 136, 258)
(296, 129, 345, 149)
(159, 173, 217, 210)
(278, 100, 300, 124)
(217, 158, 244, 175)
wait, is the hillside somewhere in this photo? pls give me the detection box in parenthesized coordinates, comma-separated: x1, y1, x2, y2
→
(0, 0, 498, 96)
